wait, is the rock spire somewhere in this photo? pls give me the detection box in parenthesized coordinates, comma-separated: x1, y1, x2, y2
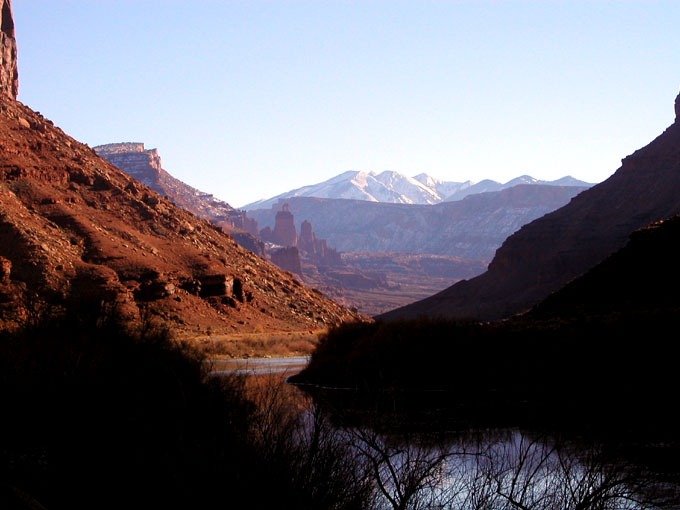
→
(1, 0, 18, 100)
(675, 89, 680, 122)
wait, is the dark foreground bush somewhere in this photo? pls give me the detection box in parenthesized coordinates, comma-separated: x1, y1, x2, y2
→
(0, 304, 372, 510)
(293, 314, 680, 439)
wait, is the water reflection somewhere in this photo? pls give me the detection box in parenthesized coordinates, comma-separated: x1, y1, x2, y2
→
(346, 427, 678, 510)
(290, 393, 680, 509)
(239, 370, 680, 509)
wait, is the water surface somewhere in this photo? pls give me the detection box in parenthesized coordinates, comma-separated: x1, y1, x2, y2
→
(208, 356, 309, 376)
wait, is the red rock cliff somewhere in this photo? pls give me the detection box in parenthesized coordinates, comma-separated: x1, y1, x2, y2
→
(1, 0, 18, 100)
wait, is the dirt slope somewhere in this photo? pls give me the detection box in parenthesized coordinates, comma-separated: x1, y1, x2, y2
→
(0, 96, 363, 334)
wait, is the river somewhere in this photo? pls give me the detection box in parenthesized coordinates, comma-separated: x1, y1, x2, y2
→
(208, 357, 680, 509)
(208, 356, 309, 376)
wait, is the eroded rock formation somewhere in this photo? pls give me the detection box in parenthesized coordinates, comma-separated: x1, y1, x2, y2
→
(298, 219, 342, 266)
(298, 220, 316, 253)
(272, 204, 298, 247)
(0, 0, 17, 100)
(270, 247, 303, 277)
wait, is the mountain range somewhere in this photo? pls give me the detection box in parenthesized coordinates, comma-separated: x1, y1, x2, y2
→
(383, 89, 680, 321)
(243, 170, 592, 210)
(247, 184, 587, 261)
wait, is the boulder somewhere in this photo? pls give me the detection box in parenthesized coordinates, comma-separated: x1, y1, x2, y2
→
(199, 274, 234, 297)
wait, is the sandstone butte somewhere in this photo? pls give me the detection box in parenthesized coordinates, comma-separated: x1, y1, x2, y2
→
(0, 0, 363, 335)
(383, 87, 680, 321)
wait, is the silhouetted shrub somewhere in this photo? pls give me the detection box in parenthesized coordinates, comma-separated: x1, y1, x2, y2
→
(0, 303, 372, 510)
(293, 313, 680, 439)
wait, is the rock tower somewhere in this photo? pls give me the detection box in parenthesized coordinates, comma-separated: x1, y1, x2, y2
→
(1, 0, 17, 99)
(273, 203, 298, 247)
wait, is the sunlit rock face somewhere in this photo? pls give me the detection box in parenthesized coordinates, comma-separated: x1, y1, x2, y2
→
(1, 0, 18, 100)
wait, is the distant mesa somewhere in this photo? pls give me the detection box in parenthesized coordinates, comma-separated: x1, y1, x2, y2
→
(95, 142, 264, 256)
(95, 143, 163, 185)
(382, 88, 680, 321)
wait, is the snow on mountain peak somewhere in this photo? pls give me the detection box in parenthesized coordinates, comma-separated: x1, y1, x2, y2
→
(242, 170, 594, 210)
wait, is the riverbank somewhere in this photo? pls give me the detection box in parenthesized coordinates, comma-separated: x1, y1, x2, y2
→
(188, 329, 325, 359)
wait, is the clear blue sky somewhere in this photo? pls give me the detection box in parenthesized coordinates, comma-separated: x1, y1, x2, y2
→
(12, 1, 680, 207)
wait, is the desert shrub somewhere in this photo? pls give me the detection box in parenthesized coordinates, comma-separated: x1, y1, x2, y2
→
(0, 302, 255, 509)
(0, 303, 372, 510)
(294, 314, 680, 437)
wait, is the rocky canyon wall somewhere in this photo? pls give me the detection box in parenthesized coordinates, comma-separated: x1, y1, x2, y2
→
(1, 0, 18, 100)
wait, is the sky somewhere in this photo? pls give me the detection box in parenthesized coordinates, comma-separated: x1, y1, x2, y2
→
(12, 1, 680, 208)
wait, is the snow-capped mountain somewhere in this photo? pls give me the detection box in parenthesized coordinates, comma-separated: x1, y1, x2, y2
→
(412, 173, 474, 200)
(244, 170, 439, 210)
(242, 170, 593, 210)
(443, 175, 594, 202)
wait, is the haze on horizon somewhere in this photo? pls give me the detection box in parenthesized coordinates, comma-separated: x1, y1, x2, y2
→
(12, 0, 680, 208)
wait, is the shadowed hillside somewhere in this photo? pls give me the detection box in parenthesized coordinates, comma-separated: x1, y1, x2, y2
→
(529, 214, 680, 319)
(293, 212, 680, 438)
(382, 90, 680, 321)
